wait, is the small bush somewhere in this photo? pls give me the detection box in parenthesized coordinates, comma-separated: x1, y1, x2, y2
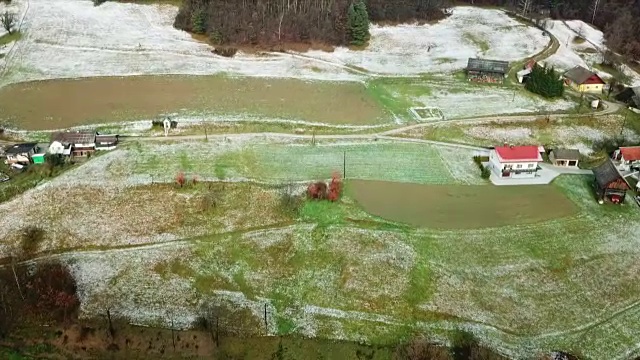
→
(279, 184, 302, 216)
(93, 0, 107, 5)
(21, 226, 45, 255)
(307, 181, 327, 200)
(212, 47, 238, 58)
(209, 30, 223, 45)
(199, 192, 219, 211)
(473, 156, 491, 179)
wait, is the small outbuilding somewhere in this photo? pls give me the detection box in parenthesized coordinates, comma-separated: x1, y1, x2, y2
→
(592, 158, 630, 204)
(4, 143, 38, 165)
(563, 66, 605, 94)
(549, 148, 580, 167)
(95, 134, 119, 150)
(466, 58, 509, 83)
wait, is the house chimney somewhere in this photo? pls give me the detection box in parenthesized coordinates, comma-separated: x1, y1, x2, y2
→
(510, 144, 514, 149)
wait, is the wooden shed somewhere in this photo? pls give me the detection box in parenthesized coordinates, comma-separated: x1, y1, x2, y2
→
(592, 158, 630, 204)
(466, 58, 509, 83)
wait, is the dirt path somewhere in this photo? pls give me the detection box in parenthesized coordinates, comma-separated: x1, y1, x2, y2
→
(128, 100, 621, 151)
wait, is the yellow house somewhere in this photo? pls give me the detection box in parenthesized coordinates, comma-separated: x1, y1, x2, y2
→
(563, 66, 605, 94)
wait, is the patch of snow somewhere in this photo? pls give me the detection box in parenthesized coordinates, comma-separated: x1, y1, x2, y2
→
(541, 20, 596, 72)
(467, 126, 532, 141)
(3, 0, 361, 85)
(564, 21, 605, 51)
(302, 7, 548, 75)
(415, 85, 575, 119)
(2, 3, 550, 84)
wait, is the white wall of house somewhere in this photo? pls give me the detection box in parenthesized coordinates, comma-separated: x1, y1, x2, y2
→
(619, 155, 640, 171)
(489, 150, 538, 178)
(48, 141, 65, 154)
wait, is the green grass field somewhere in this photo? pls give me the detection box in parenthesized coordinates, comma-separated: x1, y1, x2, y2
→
(8, 138, 640, 359)
(68, 171, 640, 359)
(128, 141, 483, 185)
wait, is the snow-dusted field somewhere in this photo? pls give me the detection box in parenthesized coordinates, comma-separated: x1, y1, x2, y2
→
(302, 7, 549, 75)
(541, 19, 640, 86)
(402, 114, 639, 153)
(1, 0, 551, 85)
(1, 0, 360, 84)
(2, 139, 640, 359)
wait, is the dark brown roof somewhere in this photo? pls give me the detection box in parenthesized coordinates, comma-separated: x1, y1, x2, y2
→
(592, 158, 630, 189)
(467, 58, 509, 74)
(96, 134, 118, 144)
(51, 131, 96, 144)
(5, 143, 38, 155)
(563, 66, 596, 84)
(551, 148, 580, 160)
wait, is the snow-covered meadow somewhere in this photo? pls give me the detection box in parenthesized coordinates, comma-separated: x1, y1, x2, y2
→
(541, 19, 640, 86)
(402, 114, 639, 153)
(1, 0, 551, 85)
(302, 7, 549, 75)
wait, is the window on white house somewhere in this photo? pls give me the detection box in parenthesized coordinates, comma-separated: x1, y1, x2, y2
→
(516, 164, 522, 169)
(528, 163, 535, 168)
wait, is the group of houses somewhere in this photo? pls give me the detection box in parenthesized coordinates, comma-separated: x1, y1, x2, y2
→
(465, 58, 608, 95)
(488, 143, 640, 205)
(3, 131, 118, 168)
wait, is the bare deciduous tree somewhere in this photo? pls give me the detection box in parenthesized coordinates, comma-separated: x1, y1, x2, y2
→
(1, 11, 16, 35)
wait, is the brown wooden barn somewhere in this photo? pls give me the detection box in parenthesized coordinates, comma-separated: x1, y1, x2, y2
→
(592, 158, 631, 204)
(466, 58, 509, 83)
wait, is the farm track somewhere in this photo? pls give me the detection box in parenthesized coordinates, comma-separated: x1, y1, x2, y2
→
(124, 100, 622, 150)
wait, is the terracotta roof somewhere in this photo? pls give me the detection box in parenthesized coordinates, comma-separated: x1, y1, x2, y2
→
(593, 158, 630, 189)
(551, 148, 580, 160)
(620, 146, 640, 161)
(563, 66, 604, 85)
(494, 145, 543, 162)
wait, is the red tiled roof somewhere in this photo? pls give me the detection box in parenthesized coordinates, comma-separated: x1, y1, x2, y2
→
(494, 145, 543, 162)
(620, 146, 640, 161)
(583, 74, 605, 85)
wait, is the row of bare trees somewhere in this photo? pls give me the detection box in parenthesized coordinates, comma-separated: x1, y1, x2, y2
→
(174, 0, 450, 47)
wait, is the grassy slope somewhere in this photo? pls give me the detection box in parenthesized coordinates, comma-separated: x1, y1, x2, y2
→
(73, 142, 639, 358)
(103, 174, 640, 359)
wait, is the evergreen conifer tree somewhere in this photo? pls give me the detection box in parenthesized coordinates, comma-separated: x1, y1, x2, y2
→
(525, 64, 564, 98)
(347, 0, 370, 46)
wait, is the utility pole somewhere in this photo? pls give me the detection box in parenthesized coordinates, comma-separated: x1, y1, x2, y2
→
(263, 304, 268, 335)
(343, 151, 346, 179)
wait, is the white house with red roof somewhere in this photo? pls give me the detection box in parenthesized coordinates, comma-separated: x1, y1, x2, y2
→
(613, 146, 640, 172)
(489, 145, 543, 179)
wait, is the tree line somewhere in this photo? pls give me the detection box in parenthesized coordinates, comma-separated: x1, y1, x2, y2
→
(173, 0, 450, 47)
(174, 0, 640, 61)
